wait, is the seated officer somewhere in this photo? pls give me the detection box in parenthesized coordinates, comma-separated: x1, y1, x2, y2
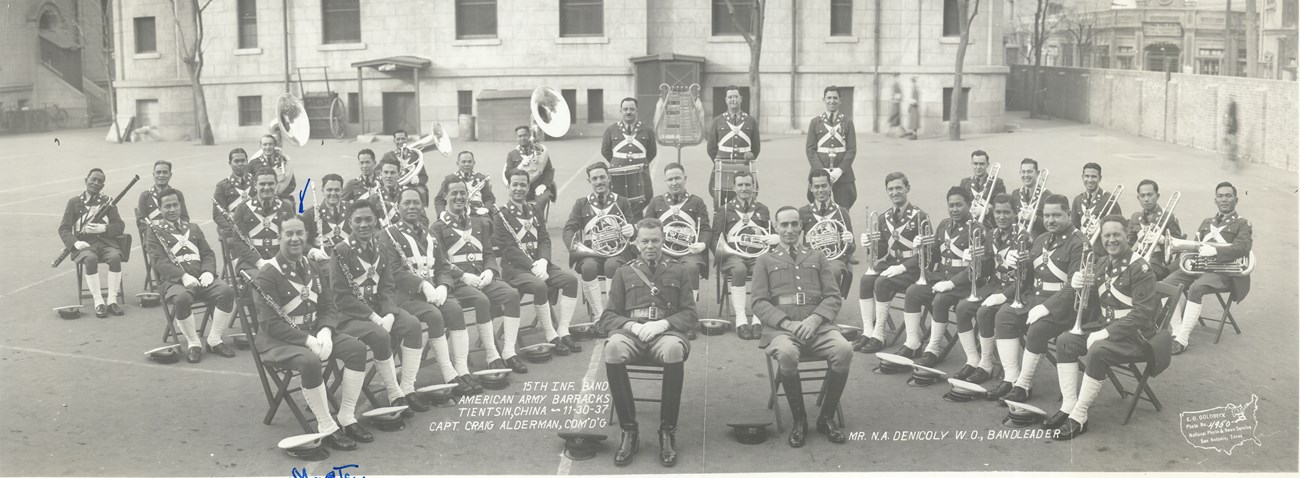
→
(145, 189, 237, 362)
(600, 218, 698, 468)
(752, 206, 851, 447)
(434, 150, 496, 217)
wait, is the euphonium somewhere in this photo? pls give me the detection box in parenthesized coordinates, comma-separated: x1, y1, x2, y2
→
(1070, 248, 1096, 335)
(1165, 236, 1255, 277)
(1136, 191, 1181, 261)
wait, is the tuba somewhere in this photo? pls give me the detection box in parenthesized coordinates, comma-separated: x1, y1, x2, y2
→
(275, 94, 311, 147)
(580, 215, 630, 257)
(806, 217, 849, 261)
(531, 86, 572, 139)
(973, 163, 1001, 224)
(661, 218, 698, 257)
(1165, 236, 1255, 277)
(1135, 192, 1180, 261)
(1081, 185, 1124, 244)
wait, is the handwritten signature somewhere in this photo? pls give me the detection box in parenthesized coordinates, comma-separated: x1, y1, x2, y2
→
(291, 463, 363, 478)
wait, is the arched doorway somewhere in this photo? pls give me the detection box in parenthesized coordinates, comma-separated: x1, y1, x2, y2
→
(1145, 43, 1181, 72)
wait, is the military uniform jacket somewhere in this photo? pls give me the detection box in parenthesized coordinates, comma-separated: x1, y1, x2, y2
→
(924, 217, 975, 286)
(303, 202, 352, 251)
(231, 197, 296, 265)
(712, 199, 771, 256)
(959, 174, 1007, 225)
(145, 220, 216, 284)
(1001, 225, 1086, 319)
(563, 192, 640, 262)
(248, 151, 297, 199)
(1191, 211, 1253, 301)
(1079, 252, 1158, 340)
(382, 148, 430, 188)
(432, 211, 499, 279)
(213, 173, 253, 239)
(434, 171, 497, 216)
(600, 257, 699, 342)
(137, 186, 189, 227)
(59, 192, 125, 250)
(342, 175, 376, 203)
(601, 121, 657, 169)
(331, 238, 401, 321)
(869, 203, 928, 271)
(804, 113, 857, 183)
(367, 186, 403, 226)
(1010, 185, 1053, 237)
(493, 201, 552, 273)
(379, 219, 458, 299)
(971, 223, 1022, 287)
(799, 201, 856, 262)
(645, 192, 713, 252)
(505, 145, 556, 202)
(1071, 188, 1123, 231)
(751, 245, 843, 347)
(706, 112, 761, 161)
(253, 252, 340, 351)
(1127, 206, 1184, 265)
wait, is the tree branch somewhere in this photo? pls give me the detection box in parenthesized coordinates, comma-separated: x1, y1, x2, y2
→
(723, 0, 756, 46)
(965, 0, 982, 31)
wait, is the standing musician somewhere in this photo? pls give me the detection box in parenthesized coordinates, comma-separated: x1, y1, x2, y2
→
(138, 160, 189, 227)
(434, 151, 496, 217)
(643, 162, 711, 294)
(433, 180, 530, 367)
(60, 168, 127, 318)
(905, 187, 976, 368)
(804, 86, 857, 209)
(379, 187, 483, 397)
(984, 194, 1086, 404)
(383, 129, 432, 205)
(713, 171, 779, 340)
(564, 162, 640, 320)
(494, 169, 583, 361)
(1161, 181, 1252, 355)
(146, 189, 237, 362)
(504, 125, 557, 219)
(1010, 158, 1052, 238)
(600, 218, 697, 468)
(752, 206, 851, 447)
(212, 148, 253, 245)
(952, 193, 1020, 384)
(229, 168, 299, 273)
(247, 134, 297, 201)
(799, 170, 855, 296)
(1071, 163, 1122, 230)
(342, 149, 378, 204)
(1048, 215, 1159, 439)
(303, 174, 352, 257)
(600, 97, 658, 211)
(1128, 179, 1184, 280)
(370, 157, 405, 227)
(249, 216, 370, 451)
(855, 172, 929, 355)
(959, 150, 1005, 227)
(705, 86, 761, 206)
(330, 200, 432, 415)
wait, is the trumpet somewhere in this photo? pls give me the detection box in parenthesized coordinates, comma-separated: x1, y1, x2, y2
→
(1165, 237, 1256, 277)
(973, 163, 1001, 224)
(1135, 192, 1181, 261)
(915, 217, 933, 286)
(862, 209, 880, 275)
(1017, 168, 1050, 233)
(661, 218, 698, 257)
(1070, 248, 1097, 335)
(806, 218, 849, 260)
(1009, 224, 1030, 309)
(967, 220, 987, 301)
(1081, 185, 1124, 244)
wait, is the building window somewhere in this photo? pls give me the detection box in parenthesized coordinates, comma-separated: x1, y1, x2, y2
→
(942, 0, 961, 37)
(586, 89, 604, 123)
(711, 86, 751, 116)
(560, 0, 603, 37)
(322, 0, 360, 44)
(457, 91, 473, 116)
(831, 0, 853, 36)
(1117, 57, 1133, 69)
(135, 99, 159, 127)
(348, 92, 359, 123)
(1198, 58, 1221, 75)
(237, 0, 258, 49)
(942, 87, 970, 122)
(133, 17, 156, 53)
(456, 0, 498, 39)
(561, 89, 577, 125)
(712, 0, 754, 36)
(237, 96, 262, 126)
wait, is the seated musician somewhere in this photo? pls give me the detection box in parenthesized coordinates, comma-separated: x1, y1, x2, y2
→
(705, 86, 760, 206)
(713, 171, 778, 340)
(643, 162, 711, 296)
(303, 173, 351, 261)
(59, 168, 127, 318)
(370, 157, 405, 226)
(229, 168, 298, 273)
(959, 150, 1005, 227)
(752, 206, 851, 447)
(504, 126, 557, 220)
(342, 149, 378, 204)
(563, 162, 640, 319)
(434, 150, 496, 217)
(600, 218, 697, 468)
(952, 193, 1020, 384)
(138, 160, 189, 227)
(601, 97, 658, 211)
(1010, 158, 1052, 238)
(1128, 179, 1183, 281)
(382, 130, 432, 205)
(856, 172, 929, 355)
(798, 169, 855, 295)
(905, 187, 975, 368)
(146, 189, 237, 362)
(212, 148, 252, 247)
(247, 134, 296, 201)
(1070, 163, 1122, 231)
(1161, 181, 1252, 355)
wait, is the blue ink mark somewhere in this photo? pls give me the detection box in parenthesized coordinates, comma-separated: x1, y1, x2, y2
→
(298, 178, 312, 213)
(290, 464, 362, 478)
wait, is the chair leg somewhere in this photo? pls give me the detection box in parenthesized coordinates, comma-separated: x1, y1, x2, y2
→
(765, 355, 783, 433)
(1106, 369, 1129, 399)
(1123, 370, 1148, 426)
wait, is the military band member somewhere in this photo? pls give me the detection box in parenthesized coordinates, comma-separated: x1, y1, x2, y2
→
(495, 169, 582, 360)
(856, 172, 929, 354)
(303, 174, 352, 256)
(212, 148, 253, 244)
(146, 189, 237, 362)
(331, 200, 432, 414)
(383, 129, 432, 205)
(905, 187, 976, 367)
(985, 194, 1085, 403)
(1048, 215, 1159, 439)
(248, 134, 297, 201)
(60, 168, 126, 318)
(370, 157, 405, 227)
(1128, 179, 1184, 280)
(504, 126, 557, 219)
(251, 217, 370, 450)
(713, 171, 779, 340)
(1162, 181, 1252, 355)
(1071, 163, 1122, 231)
(804, 86, 857, 209)
(960, 150, 1006, 226)
(434, 151, 495, 217)
(230, 168, 298, 272)
(601, 218, 697, 467)
(564, 163, 640, 319)
(799, 170, 855, 295)
(137, 160, 189, 227)
(705, 86, 761, 205)
(600, 97, 658, 211)
(644, 162, 711, 293)
(1010, 158, 1052, 238)
(753, 206, 851, 447)
(433, 180, 528, 366)
(952, 194, 1020, 383)
(342, 149, 378, 204)
(380, 187, 482, 397)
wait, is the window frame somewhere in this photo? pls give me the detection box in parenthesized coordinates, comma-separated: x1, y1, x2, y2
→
(456, 0, 499, 40)
(133, 17, 157, 54)
(238, 96, 263, 126)
(942, 87, 970, 122)
(321, 0, 361, 45)
(830, 0, 853, 37)
(237, 0, 258, 49)
(711, 0, 754, 36)
(559, 0, 604, 38)
(942, 0, 961, 38)
(586, 89, 604, 123)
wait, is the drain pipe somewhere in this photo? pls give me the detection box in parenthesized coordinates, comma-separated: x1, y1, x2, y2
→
(872, 0, 881, 133)
(282, 0, 290, 93)
(790, 0, 798, 131)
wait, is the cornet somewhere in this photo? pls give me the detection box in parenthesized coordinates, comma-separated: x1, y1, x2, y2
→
(1070, 248, 1096, 335)
(914, 217, 933, 286)
(1009, 224, 1030, 309)
(966, 220, 987, 301)
(862, 209, 880, 275)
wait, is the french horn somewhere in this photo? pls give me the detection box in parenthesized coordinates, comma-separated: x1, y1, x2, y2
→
(806, 219, 849, 260)
(581, 215, 630, 257)
(726, 223, 772, 259)
(661, 218, 698, 257)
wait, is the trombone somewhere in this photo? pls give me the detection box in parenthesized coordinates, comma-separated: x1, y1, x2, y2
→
(1017, 168, 1050, 233)
(1082, 184, 1124, 244)
(973, 162, 1001, 224)
(1135, 191, 1181, 261)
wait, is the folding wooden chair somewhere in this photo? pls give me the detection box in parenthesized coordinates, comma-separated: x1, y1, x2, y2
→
(1195, 290, 1242, 344)
(1103, 283, 1183, 425)
(238, 305, 336, 433)
(607, 361, 665, 425)
(160, 296, 215, 344)
(761, 344, 845, 433)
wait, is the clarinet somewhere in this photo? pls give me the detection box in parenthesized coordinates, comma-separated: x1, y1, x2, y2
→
(239, 269, 314, 331)
(147, 223, 185, 268)
(212, 199, 259, 255)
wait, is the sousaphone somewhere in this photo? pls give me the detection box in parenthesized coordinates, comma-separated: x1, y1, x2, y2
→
(399, 123, 453, 186)
(275, 94, 311, 147)
(531, 86, 572, 139)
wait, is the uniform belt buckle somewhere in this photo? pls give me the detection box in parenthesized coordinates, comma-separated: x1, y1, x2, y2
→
(647, 306, 659, 321)
(794, 293, 807, 306)
(1103, 307, 1115, 321)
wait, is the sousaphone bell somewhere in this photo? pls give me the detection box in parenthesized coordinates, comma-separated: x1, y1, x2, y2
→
(275, 94, 312, 147)
(398, 124, 453, 186)
(531, 86, 572, 139)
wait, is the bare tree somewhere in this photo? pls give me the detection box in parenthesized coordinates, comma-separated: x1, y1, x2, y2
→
(169, 0, 215, 145)
(723, 0, 766, 120)
(1061, 9, 1096, 68)
(1027, 0, 1062, 118)
(948, 0, 982, 140)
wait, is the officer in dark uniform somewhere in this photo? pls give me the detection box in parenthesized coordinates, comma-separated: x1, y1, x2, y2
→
(59, 168, 127, 318)
(804, 86, 857, 208)
(953, 193, 1021, 384)
(959, 150, 1006, 227)
(230, 168, 298, 273)
(600, 97, 658, 211)
(1070, 162, 1123, 231)
(504, 126, 557, 220)
(752, 206, 851, 447)
(1163, 181, 1252, 355)
(1128, 179, 1184, 280)
(1009, 158, 1052, 238)
(600, 218, 697, 468)
(643, 162, 711, 294)
(247, 134, 297, 202)
(146, 189, 236, 362)
(342, 149, 377, 204)
(213, 148, 253, 245)
(705, 86, 761, 206)
(434, 151, 496, 217)
(713, 171, 779, 339)
(370, 157, 405, 227)
(563, 162, 639, 321)
(799, 169, 855, 296)
(138, 160, 189, 227)
(857, 172, 930, 354)
(906, 187, 975, 368)
(303, 174, 352, 258)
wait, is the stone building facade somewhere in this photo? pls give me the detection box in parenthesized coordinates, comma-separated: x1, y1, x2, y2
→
(1, 0, 113, 132)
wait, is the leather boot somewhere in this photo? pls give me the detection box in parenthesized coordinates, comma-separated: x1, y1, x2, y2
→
(615, 422, 639, 467)
(659, 363, 684, 466)
(781, 373, 807, 447)
(607, 363, 639, 466)
(658, 426, 678, 467)
(816, 370, 849, 443)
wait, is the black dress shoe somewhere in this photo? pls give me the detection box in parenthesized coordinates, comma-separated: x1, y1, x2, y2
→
(488, 358, 508, 370)
(186, 346, 202, 363)
(737, 325, 751, 340)
(687, 329, 697, 340)
(505, 356, 529, 374)
(986, 381, 1013, 401)
(816, 417, 847, 444)
(562, 335, 582, 353)
(861, 338, 885, 354)
(1043, 410, 1069, 429)
(658, 426, 678, 467)
(614, 426, 639, 467)
(324, 429, 358, 450)
(341, 423, 373, 444)
(914, 351, 939, 367)
(107, 303, 125, 316)
(395, 393, 430, 413)
(788, 420, 807, 448)
(850, 336, 865, 351)
(454, 375, 480, 396)
(965, 367, 992, 384)
(1172, 341, 1187, 356)
(896, 346, 916, 359)
(751, 324, 763, 337)
(95, 305, 108, 318)
(999, 386, 1031, 405)
(848, 256, 861, 265)
(952, 364, 977, 381)
(206, 342, 236, 358)
(1052, 418, 1088, 440)
(550, 338, 572, 356)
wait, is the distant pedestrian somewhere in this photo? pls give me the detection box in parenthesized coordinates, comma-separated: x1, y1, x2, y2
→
(905, 77, 920, 140)
(888, 74, 903, 137)
(1223, 98, 1240, 172)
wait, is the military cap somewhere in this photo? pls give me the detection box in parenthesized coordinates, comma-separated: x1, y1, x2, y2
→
(54, 305, 83, 320)
(136, 291, 161, 308)
(473, 368, 512, 390)
(144, 344, 184, 364)
(416, 383, 459, 407)
(229, 333, 252, 350)
(873, 352, 914, 375)
(277, 432, 331, 461)
(558, 432, 608, 460)
(838, 324, 864, 341)
(569, 322, 597, 341)
(1002, 400, 1048, 428)
(943, 378, 988, 403)
(907, 364, 947, 387)
(700, 319, 730, 336)
(520, 343, 556, 364)
(363, 406, 409, 432)
(727, 421, 773, 445)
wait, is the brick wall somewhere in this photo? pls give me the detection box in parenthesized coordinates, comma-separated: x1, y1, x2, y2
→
(1009, 65, 1298, 171)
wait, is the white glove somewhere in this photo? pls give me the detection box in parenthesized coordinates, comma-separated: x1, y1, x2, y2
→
(1197, 244, 1218, 258)
(535, 185, 548, 196)
(531, 259, 549, 279)
(308, 248, 330, 262)
(828, 168, 843, 183)
(181, 274, 200, 288)
(316, 328, 333, 361)
(74, 241, 91, 251)
(256, 259, 272, 268)
(421, 281, 439, 304)
(970, 204, 985, 220)
(372, 313, 395, 332)
(762, 234, 781, 246)
(687, 242, 706, 255)
(84, 224, 106, 234)
(932, 280, 955, 293)
(475, 207, 489, 216)
(1005, 250, 1021, 267)
(1070, 271, 1087, 290)
(880, 264, 907, 278)
(637, 320, 668, 342)
(1087, 329, 1110, 349)
(460, 273, 482, 288)
(982, 293, 1007, 307)
(478, 270, 494, 288)
(1026, 304, 1049, 325)
(860, 233, 877, 248)
(304, 335, 325, 360)
(840, 230, 853, 243)
(199, 272, 215, 287)
(620, 223, 635, 238)
(961, 249, 973, 261)
(626, 322, 644, 336)
(434, 285, 449, 306)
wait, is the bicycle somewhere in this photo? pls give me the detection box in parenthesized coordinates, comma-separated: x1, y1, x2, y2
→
(44, 103, 68, 129)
